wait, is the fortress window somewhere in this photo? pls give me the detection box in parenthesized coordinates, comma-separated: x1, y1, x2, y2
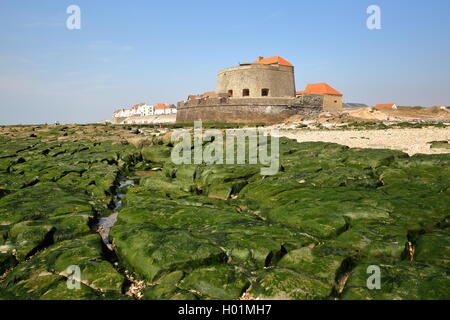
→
(261, 88, 269, 96)
(243, 89, 250, 96)
(228, 90, 233, 97)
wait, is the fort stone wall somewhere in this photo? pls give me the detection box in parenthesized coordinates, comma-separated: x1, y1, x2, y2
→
(176, 95, 323, 124)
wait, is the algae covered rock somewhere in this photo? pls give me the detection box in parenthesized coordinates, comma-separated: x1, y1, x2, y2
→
(1, 128, 450, 300)
(430, 140, 450, 149)
(277, 246, 350, 287)
(218, 222, 316, 267)
(111, 224, 226, 282)
(179, 265, 250, 300)
(0, 235, 126, 298)
(415, 230, 450, 268)
(250, 268, 331, 300)
(0, 183, 94, 225)
(344, 148, 408, 169)
(141, 145, 172, 164)
(341, 260, 450, 300)
(334, 221, 407, 259)
(141, 270, 199, 300)
(0, 252, 17, 275)
(39, 280, 113, 300)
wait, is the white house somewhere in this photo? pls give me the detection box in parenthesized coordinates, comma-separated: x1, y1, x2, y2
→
(113, 103, 173, 118)
(154, 103, 166, 115)
(113, 108, 129, 118)
(123, 108, 133, 117)
(153, 103, 177, 115)
(139, 104, 154, 116)
(130, 104, 141, 116)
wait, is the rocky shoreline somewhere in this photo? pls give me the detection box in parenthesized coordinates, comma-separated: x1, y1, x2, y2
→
(0, 124, 449, 300)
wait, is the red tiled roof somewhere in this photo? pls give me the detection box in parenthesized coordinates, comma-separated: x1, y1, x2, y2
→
(201, 91, 215, 98)
(154, 103, 167, 110)
(188, 92, 215, 100)
(302, 83, 343, 96)
(375, 103, 396, 108)
(253, 56, 293, 67)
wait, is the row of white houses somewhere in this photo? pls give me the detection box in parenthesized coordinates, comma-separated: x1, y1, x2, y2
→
(113, 103, 177, 118)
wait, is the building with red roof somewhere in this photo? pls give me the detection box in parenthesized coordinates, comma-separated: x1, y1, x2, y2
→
(298, 83, 343, 96)
(154, 103, 166, 115)
(154, 103, 177, 115)
(296, 83, 343, 111)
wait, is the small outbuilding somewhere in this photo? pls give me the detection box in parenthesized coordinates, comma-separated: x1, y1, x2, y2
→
(296, 83, 343, 111)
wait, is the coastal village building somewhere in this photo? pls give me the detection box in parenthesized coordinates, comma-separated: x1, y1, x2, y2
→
(130, 104, 143, 116)
(168, 104, 177, 114)
(114, 108, 132, 118)
(131, 103, 155, 116)
(177, 56, 328, 124)
(154, 103, 177, 115)
(141, 104, 155, 116)
(154, 104, 166, 115)
(113, 103, 175, 118)
(296, 83, 343, 111)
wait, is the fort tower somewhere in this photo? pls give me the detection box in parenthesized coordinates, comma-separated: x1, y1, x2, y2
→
(176, 56, 325, 124)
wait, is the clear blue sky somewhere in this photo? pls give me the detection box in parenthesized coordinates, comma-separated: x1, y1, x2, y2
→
(1, 0, 449, 124)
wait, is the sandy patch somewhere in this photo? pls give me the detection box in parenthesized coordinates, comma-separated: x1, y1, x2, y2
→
(276, 128, 450, 155)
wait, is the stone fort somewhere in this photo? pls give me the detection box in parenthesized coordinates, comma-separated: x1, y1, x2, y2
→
(176, 56, 343, 124)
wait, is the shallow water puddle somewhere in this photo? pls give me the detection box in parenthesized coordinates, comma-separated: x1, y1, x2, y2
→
(97, 177, 135, 248)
